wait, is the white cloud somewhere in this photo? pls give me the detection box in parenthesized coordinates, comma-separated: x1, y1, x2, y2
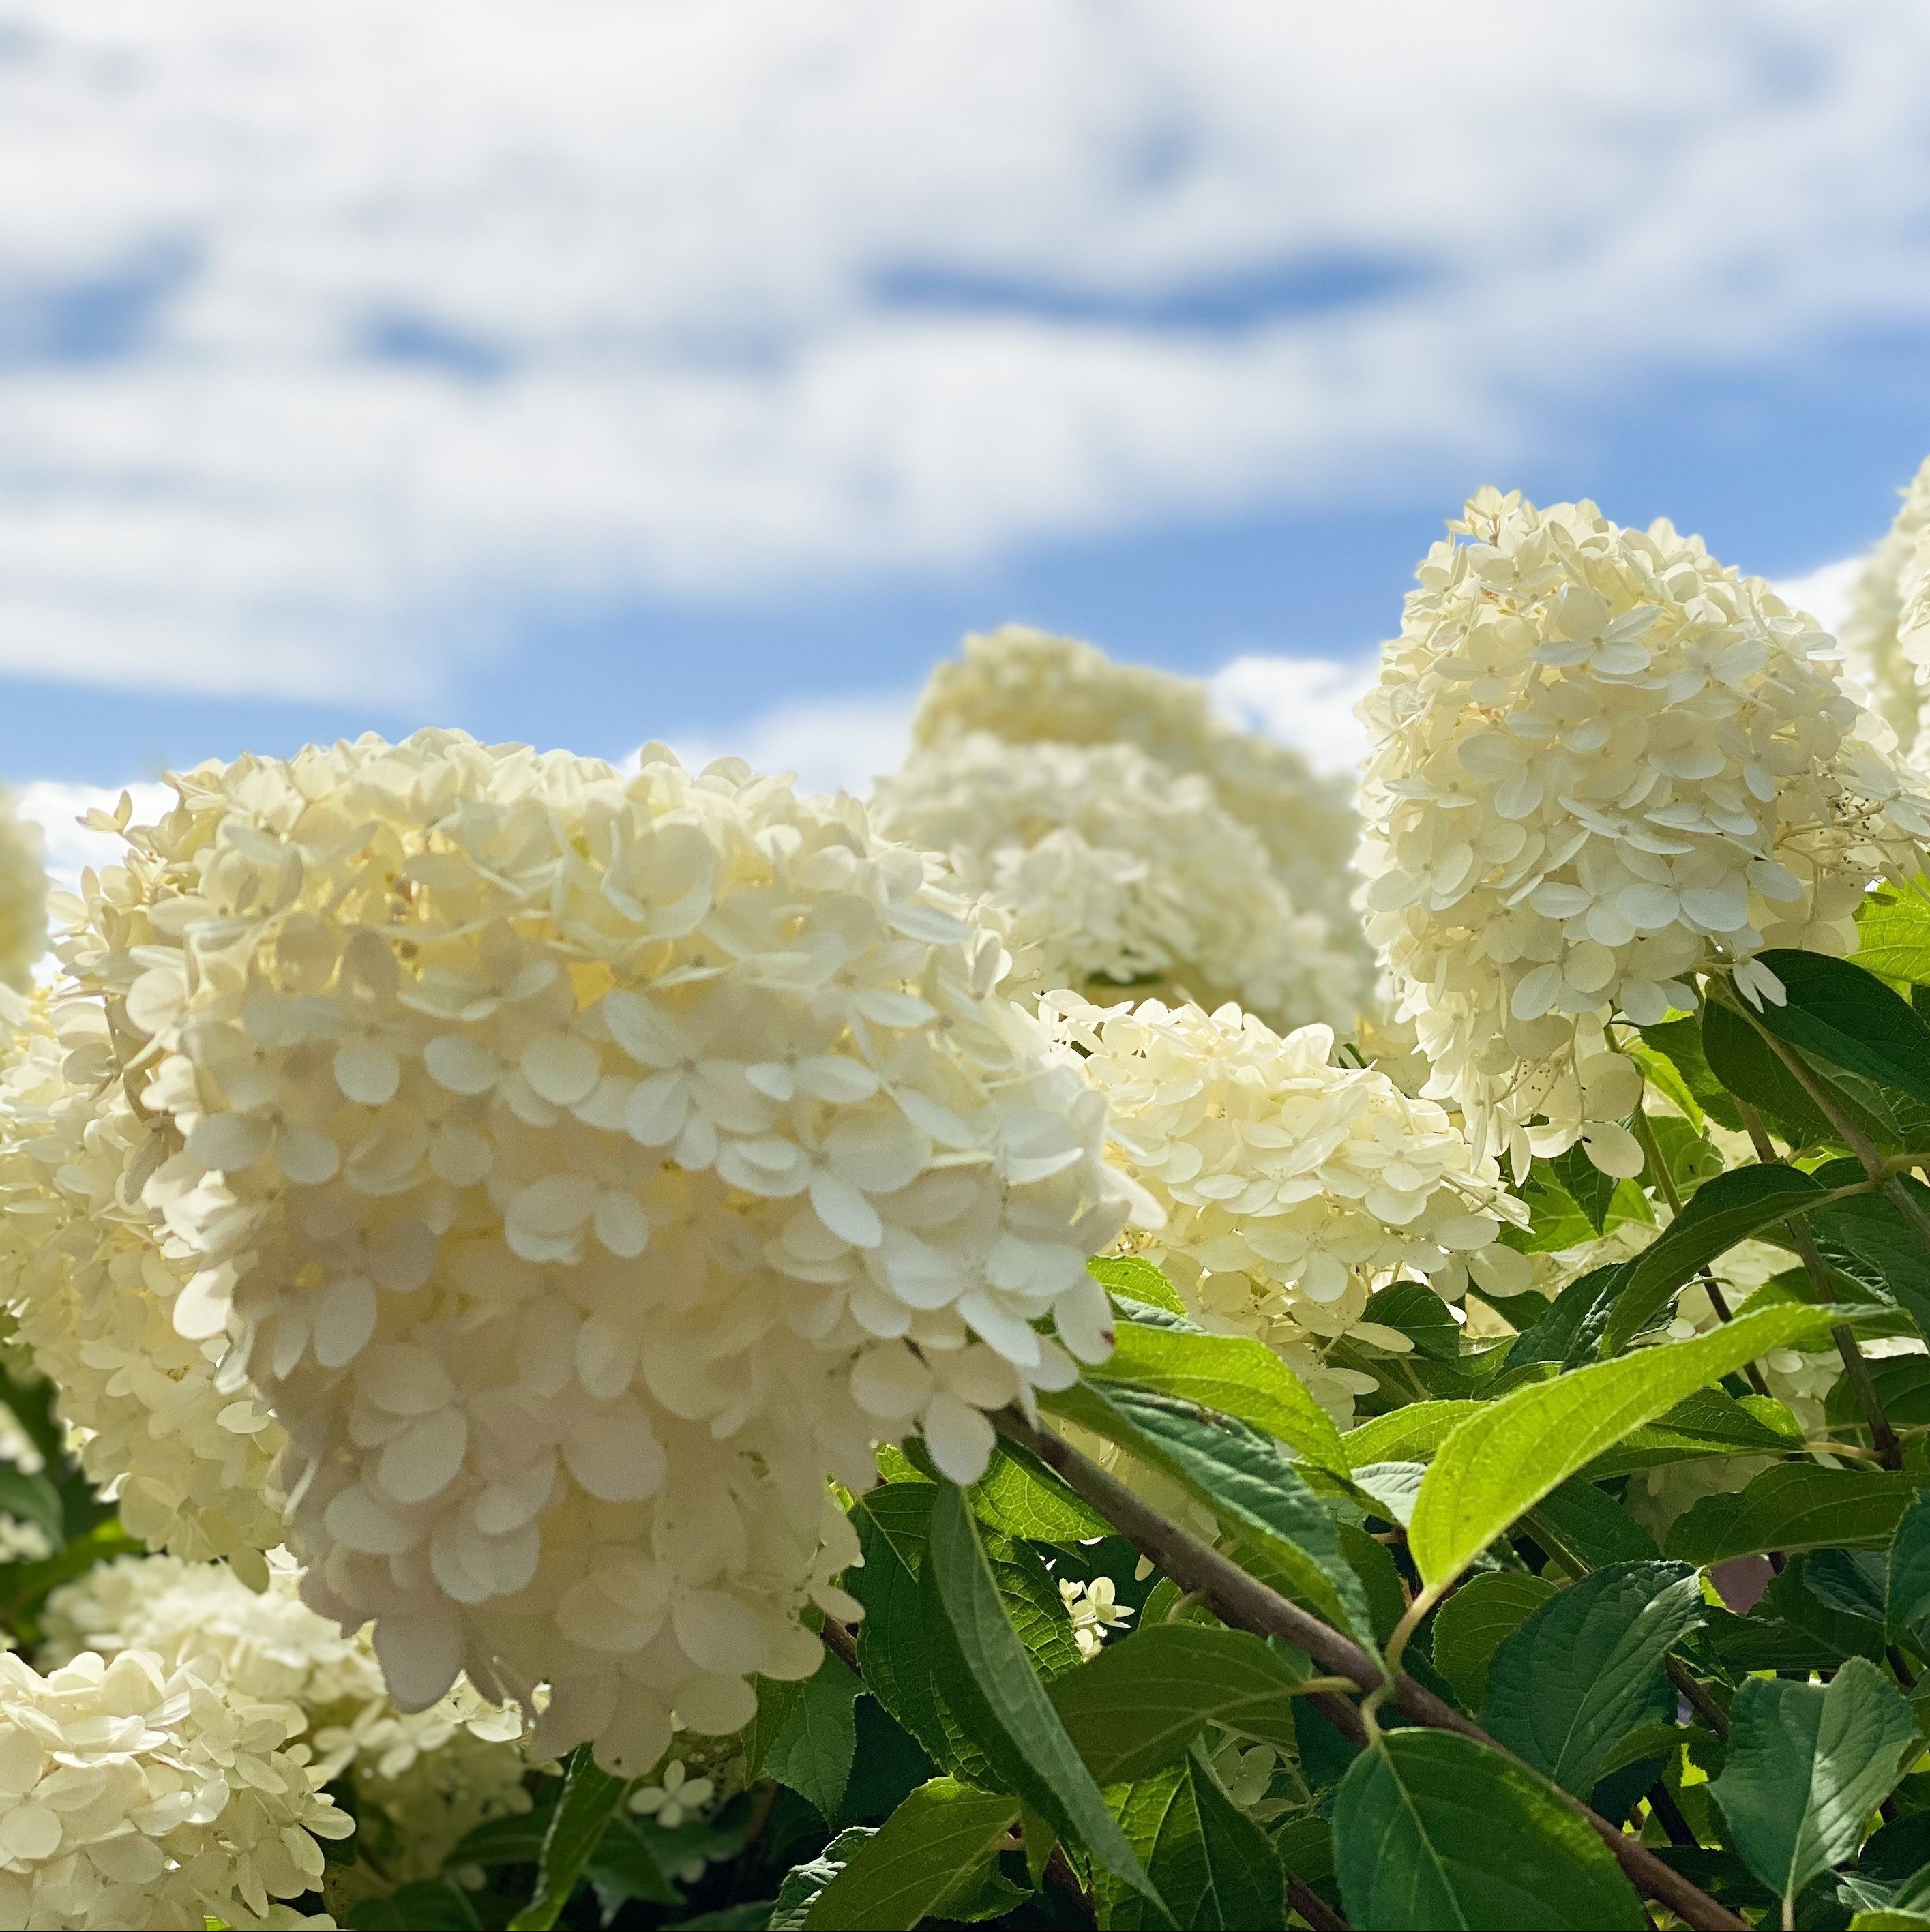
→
(1208, 655, 1377, 780)
(3, 3, 1930, 697)
(658, 689, 916, 801)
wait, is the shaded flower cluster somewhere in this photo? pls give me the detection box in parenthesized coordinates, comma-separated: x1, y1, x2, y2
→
(1358, 490, 1930, 1177)
(40, 1551, 535, 1884)
(59, 730, 1135, 1774)
(0, 788, 47, 996)
(872, 731, 1359, 1030)
(908, 625, 1367, 979)
(1839, 451, 1930, 762)
(1057, 1573, 1133, 1659)
(0, 999, 289, 1566)
(0, 1645, 351, 1930)
(1047, 995, 1528, 1425)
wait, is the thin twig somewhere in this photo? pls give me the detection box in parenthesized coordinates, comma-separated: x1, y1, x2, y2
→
(995, 1410, 1748, 1932)
(1286, 1872, 1350, 1932)
(1665, 1657, 1730, 1742)
(1646, 1781, 1699, 1847)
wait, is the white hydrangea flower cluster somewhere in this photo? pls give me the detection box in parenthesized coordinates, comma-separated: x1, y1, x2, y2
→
(0, 788, 48, 995)
(1359, 489, 1930, 1178)
(909, 625, 1367, 976)
(1046, 995, 1530, 1425)
(1838, 453, 1930, 756)
(0, 1646, 351, 1930)
(872, 732, 1360, 1030)
(61, 730, 1135, 1775)
(1057, 1573, 1133, 1660)
(0, 998, 289, 1567)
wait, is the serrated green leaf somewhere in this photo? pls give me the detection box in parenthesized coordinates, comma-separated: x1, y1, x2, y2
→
(506, 1744, 629, 1932)
(803, 1778, 1019, 1932)
(922, 1484, 1158, 1908)
(1045, 1381, 1374, 1646)
(1603, 1163, 1830, 1354)
(1362, 1281, 1461, 1361)
(1429, 1572, 1560, 1710)
(767, 1653, 863, 1822)
(1526, 1477, 1662, 1572)
(1855, 880, 1930, 984)
(772, 1828, 876, 1931)
(1502, 1264, 1634, 1372)
(1800, 1547, 1888, 1624)
(1826, 1356, 1930, 1432)
(1409, 1303, 1842, 1594)
(1090, 1318, 1347, 1474)
(1332, 1729, 1645, 1931)
(1627, 1036, 1706, 1131)
(1665, 1464, 1917, 1565)
(1710, 1657, 1922, 1911)
(970, 1438, 1112, 1541)
(1702, 998, 1832, 1145)
(1095, 1748, 1287, 1932)
(1887, 1493, 1930, 1640)
(742, 1674, 806, 1784)
(1747, 949, 1930, 1109)
(1479, 1563, 1706, 1797)
(1807, 1177, 1930, 1341)
(1582, 1385, 1805, 1479)
(1341, 1401, 1479, 1468)
(1090, 1253, 1187, 1316)
(1048, 1624, 1308, 1783)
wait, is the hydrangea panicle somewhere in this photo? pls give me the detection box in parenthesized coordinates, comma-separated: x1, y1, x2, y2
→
(1358, 490, 1930, 1177)
(1838, 452, 1930, 757)
(873, 731, 1359, 1030)
(1048, 994, 1530, 1425)
(59, 730, 1136, 1774)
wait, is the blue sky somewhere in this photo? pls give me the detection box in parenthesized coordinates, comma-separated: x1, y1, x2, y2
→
(4, 4, 1930, 817)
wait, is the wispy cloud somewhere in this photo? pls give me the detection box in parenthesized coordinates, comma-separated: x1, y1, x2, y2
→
(2, 3, 1927, 699)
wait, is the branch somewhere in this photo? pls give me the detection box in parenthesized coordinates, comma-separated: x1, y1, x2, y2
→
(994, 1409, 1748, 1932)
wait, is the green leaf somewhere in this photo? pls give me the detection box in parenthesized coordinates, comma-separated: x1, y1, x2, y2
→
(1639, 1014, 1745, 1133)
(1408, 1303, 1841, 1594)
(1428, 1572, 1560, 1710)
(1479, 1563, 1706, 1797)
(1048, 1624, 1308, 1783)
(1362, 1281, 1461, 1361)
(1888, 1493, 1930, 1639)
(1502, 1264, 1634, 1372)
(1847, 1913, 1930, 1931)
(1826, 1357, 1930, 1433)
(1526, 1478, 1661, 1571)
(1341, 1401, 1479, 1468)
(1581, 1385, 1805, 1479)
(1045, 1382, 1374, 1645)
(1855, 880, 1930, 984)
(1627, 1035, 1706, 1131)
(346, 1882, 484, 1931)
(0, 1466, 60, 1549)
(1747, 949, 1930, 1109)
(1807, 1178, 1930, 1340)
(1710, 1656, 1922, 1911)
(1094, 1748, 1287, 1932)
(1603, 1163, 1829, 1354)
(1090, 1253, 1187, 1316)
(773, 1828, 875, 1931)
(970, 1439, 1112, 1542)
(767, 1653, 863, 1822)
(1090, 1318, 1348, 1474)
(444, 1802, 557, 1871)
(803, 1778, 1020, 1932)
(1702, 998, 1832, 1144)
(742, 1675, 806, 1784)
(587, 1814, 744, 1914)
(1665, 1464, 1918, 1565)
(506, 1744, 629, 1932)
(1331, 1729, 1645, 1931)
(921, 1483, 1158, 1908)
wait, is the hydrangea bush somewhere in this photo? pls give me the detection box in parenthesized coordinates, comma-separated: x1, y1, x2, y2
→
(2, 484, 1930, 1931)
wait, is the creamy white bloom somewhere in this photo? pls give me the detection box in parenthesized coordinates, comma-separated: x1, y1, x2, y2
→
(0, 1646, 351, 1931)
(1839, 454, 1930, 756)
(40, 1549, 535, 1884)
(0, 1000, 288, 1566)
(57, 730, 1135, 1774)
(0, 790, 47, 995)
(1057, 1573, 1133, 1661)
(1050, 994, 1530, 1425)
(627, 1757, 715, 1830)
(874, 732, 1360, 1031)
(910, 625, 1365, 967)
(1358, 490, 1930, 1178)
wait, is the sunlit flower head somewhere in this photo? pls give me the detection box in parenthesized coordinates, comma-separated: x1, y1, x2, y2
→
(1358, 489, 1930, 1177)
(1838, 452, 1930, 756)
(874, 731, 1361, 1031)
(1049, 993, 1530, 1426)
(0, 1645, 351, 1930)
(0, 788, 48, 995)
(56, 730, 1137, 1774)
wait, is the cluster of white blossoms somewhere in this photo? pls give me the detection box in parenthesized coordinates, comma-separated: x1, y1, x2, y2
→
(872, 732, 1360, 1030)
(56, 730, 1137, 1775)
(1358, 490, 1930, 1178)
(40, 1552, 536, 1888)
(1838, 452, 1930, 762)
(0, 1646, 351, 1930)
(1056, 1574, 1133, 1660)
(0, 997, 289, 1567)
(908, 625, 1368, 979)
(1047, 996, 1529, 1424)
(0, 788, 47, 995)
